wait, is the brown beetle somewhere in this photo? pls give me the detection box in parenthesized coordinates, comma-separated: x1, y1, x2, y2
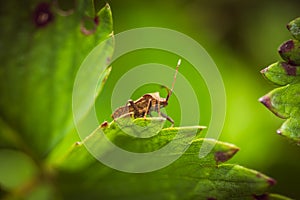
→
(111, 59, 181, 125)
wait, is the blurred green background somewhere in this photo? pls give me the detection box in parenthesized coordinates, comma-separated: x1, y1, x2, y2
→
(1, 0, 300, 199)
(97, 0, 300, 198)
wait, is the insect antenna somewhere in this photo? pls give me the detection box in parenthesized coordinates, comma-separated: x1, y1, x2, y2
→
(166, 59, 181, 102)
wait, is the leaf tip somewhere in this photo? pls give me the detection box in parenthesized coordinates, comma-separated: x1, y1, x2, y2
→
(256, 173, 277, 186)
(276, 129, 282, 135)
(259, 95, 287, 118)
(287, 21, 291, 31)
(267, 177, 277, 186)
(260, 67, 268, 74)
(214, 147, 239, 163)
(287, 17, 300, 40)
(259, 95, 271, 109)
(105, 3, 111, 10)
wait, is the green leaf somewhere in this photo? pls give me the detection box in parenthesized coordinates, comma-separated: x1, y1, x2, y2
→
(259, 84, 300, 119)
(0, 150, 37, 191)
(54, 117, 206, 170)
(287, 17, 300, 41)
(0, 1, 113, 157)
(259, 17, 300, 144)
(278, 39, 300, 65)
(259, 83, 300, 143)
(53, 117, 279, 199)
(0, 1, 292, 199)
(261, 62, 300, 86)
(46, 66, 112, 165)
(277, 117, 300, 144)
(269, 193, 294, 200)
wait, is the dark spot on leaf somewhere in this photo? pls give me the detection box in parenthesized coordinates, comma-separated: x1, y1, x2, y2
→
(75, 141, 81, 146)
(106, 57, 111, 65)
(100, 121, 109, 128)
(214, 148, 239, 164)
(33, 2, 54, 28)
(259, 95, 287, 118)
(267, 177, 276, 186)
(281, 62, 297, 76)
(259, 95, 271, 110)
(278, 40, 294, 54)
(252, 193, 269, 200)
(94, 16, 100, 26)
(260, 67, 268, 74)
(207, 198, 217, 200)
(255, 173, 276, 186)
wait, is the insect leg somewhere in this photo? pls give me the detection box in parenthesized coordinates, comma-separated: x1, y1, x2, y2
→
(157, 101, 161, 116)
(161, 112, 174, 126)
(128, 99, 138, 111)
(128, 99, 140, 118)
(144, 99, 152, 118)
(119, 111, 134, 118)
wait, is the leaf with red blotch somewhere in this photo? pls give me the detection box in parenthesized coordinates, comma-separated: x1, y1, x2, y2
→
(52, 117, 282, 200)
(260, 17, 300, 145)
